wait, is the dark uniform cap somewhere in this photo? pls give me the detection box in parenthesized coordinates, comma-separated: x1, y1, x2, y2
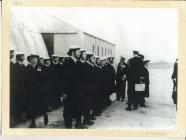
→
(95, 56, 100, 59)
(86, 52, 94, 57)
(10, 49, 14, 52)
(67, 46, 81, 56)
(143, 60, 150, 64)
(133, 51, 139, 55)
(86, 53, 94, 60)
(29, 54, 39, 58)
(80, 49, 87, 52)
(100, 56, 106, 61)
(120, 56, 125, 60)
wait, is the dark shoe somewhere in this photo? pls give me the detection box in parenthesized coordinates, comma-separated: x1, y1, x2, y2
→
(90, 116, 96, 120)
(134, 106, 138, 110)
(75, 124, 88, 129)
(96, 113, 101, 116)
(140, 104, 148, 107)
(29, 122, 36, 128)
(83, 120, 94, 125)
(125, 107, 132, 111)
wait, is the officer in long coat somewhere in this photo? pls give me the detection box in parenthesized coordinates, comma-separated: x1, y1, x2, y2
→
(25, 54, 40, 128)
(84, 53, 97, 121)
(13, 52, 27, 123)
(50, 55, 61, 109)
(104, 56, 116, 106)
(81, 53, 96, 125)
(100, 57, 109, 109)
(94, 56, 103, 116)
(77, 49, 93, 126)
(126, 51, 144, 111)
(42, 56, 53, 111)
(62, 46, 87, 129)
(88, 55, 98, 118)
(116, 59, 127, 101)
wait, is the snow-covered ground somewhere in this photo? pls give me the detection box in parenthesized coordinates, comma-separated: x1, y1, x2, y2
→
(15, 68, 177, 129)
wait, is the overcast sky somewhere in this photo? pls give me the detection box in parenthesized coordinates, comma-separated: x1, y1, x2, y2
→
(13, 7, 178, 63)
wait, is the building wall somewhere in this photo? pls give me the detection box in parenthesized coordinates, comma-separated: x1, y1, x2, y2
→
(52, 32, 115, 57)
(53, 33, 80, 56)
(82, 32, 115, 57)
(96, 38, 115, 57)
(82, 33, 96, 54)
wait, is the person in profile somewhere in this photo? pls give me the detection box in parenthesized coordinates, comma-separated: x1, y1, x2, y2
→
(13, 52, 27, 124)
(172, 59, 178, 109)
(116, 57, 127, 101)
(126, 51, 144, 111)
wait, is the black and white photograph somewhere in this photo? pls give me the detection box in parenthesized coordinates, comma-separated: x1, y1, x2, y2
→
(9, 7, 178, 130)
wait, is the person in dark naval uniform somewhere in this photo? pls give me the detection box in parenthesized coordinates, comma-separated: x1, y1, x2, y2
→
(13, 52, 27, 123)
(50, 54, 62, 109)
(105, 56, 116, 106)
(77, 49, 92, 127)
(82, 52, 95, 126)
(25, 54, 41, 128)
(141, 60, 150, 107)
(94, 56, 103, 116)
(116, 59, 127, 101)
(62, 46, 87, 129)
(10, 49, 15, 126)
(172, 59, 178, 108)
(126, 51, 144, 111)
(42, 56, 53, 111)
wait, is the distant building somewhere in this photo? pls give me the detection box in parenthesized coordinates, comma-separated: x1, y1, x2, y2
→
(10, 10, 116, 59)
(40, 18, 116, 57)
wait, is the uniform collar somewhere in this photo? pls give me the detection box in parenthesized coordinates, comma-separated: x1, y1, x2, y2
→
(31, 64, 37, 68)
(17, 61, 23, 65)
(52, 61, 59, 65)
(45, 64, 50, 67)
(80, 59, 85, 63)
(70, 56, 77, 63)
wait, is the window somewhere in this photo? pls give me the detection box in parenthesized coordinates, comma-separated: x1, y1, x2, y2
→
(105, 48, 107, 55)
(97, 46, 99, 56)
(92, 45, 95, 54)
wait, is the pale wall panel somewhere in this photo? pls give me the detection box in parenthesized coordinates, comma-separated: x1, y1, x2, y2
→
(83, 33, 96, 54)
(54, 33, 80, 56)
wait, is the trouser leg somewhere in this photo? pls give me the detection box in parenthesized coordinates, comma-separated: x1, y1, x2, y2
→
(63, 100, 73, 129)
(127, 82, 135, 108)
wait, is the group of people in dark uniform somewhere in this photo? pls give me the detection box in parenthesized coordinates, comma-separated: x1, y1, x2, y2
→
(10, 46, 116, 129)
(116, 51, 150, 111)
(10, 46, 151, 129)
(10, 51, 64, 128)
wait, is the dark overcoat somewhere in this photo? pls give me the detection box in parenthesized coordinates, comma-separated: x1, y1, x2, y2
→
(13, 62, 26, 113)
